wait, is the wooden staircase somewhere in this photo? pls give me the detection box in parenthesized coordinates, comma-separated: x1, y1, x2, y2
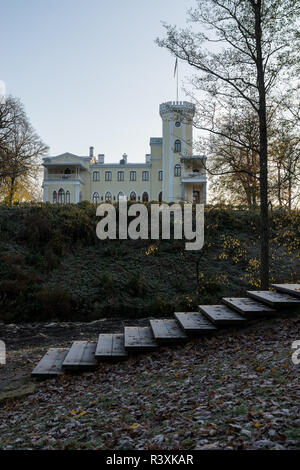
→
(31, 284, 300, 378)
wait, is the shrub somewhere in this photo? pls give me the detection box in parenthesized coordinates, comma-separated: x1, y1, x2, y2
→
(35, 288, 74, 320)
(126, 273, 147, 297)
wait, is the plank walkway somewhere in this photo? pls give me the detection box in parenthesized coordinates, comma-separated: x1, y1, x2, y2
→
(95, 334, 128, 360)
(199, 305, 246, 325)
(31, 284, 300, 378)
(222, 297, 276, 317)
(124, 326, 158, 352)
(150, 319, 187, 343)
(174, 312, 217, 334)
(31, 348, 69, 377)
(247, 290, 300, 308)
(272, 284, 300, 298)
(62, 341, 97, 370)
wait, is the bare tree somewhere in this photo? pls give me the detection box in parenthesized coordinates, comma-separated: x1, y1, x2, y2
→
(157, 0, 300, 288)
(0, 96, 48, 205)
(205, 106, 260, 207)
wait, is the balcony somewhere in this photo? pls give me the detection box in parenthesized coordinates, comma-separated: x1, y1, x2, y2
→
(44, 174, 83, 183)
(181, 171, 207, 183)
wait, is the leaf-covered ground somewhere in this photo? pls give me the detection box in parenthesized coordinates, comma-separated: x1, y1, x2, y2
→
(0, 314, 299, 450)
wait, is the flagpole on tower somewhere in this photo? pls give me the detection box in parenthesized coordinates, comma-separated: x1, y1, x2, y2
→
(174, 57, 179, 102)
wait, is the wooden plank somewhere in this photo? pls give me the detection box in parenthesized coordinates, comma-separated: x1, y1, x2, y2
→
(222, 297, 276, 317)
(62, 341, 97, 370)
(174, 312, 217, 334)
(124, 326, 158, 352)
(271, 284, 300, 298)
(199, 305, 246, 326)
(150, 319, 187, 343)
(95, 333, 128, 360)
(31, 348, 69, 378)
(247, 290, 300, 308)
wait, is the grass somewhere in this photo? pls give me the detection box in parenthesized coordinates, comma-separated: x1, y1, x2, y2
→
(0, 202, 299, 322)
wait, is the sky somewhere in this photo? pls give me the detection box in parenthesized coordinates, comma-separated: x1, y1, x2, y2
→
(1, 0, 197, 163)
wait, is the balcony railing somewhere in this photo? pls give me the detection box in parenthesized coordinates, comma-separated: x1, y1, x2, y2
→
(44, 174, 82, 181)
(181, 172, 206, 181)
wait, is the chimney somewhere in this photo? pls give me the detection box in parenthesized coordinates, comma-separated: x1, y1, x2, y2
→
(98, 154, 105, 164)
(89, 146, 94, 158)
(145, 154, 151, 163)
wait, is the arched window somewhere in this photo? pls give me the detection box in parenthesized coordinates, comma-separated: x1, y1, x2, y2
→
(105, 191, 112, 202)
(142, 192, 149, 203)
(93, 192, 100, 204)
(53, 191, 57, 204)
(174, 164, 181, 177)
(66, 191, 70, 203)
(130, 191, 137, 201)
(158, 191, 162, 202)
(117, 191, 126, 201)
(58, 188, 65, 204)
(174, 139, 181, 153)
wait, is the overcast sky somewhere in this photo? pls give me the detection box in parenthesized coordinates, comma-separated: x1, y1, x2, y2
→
(1, 0, 197, 162)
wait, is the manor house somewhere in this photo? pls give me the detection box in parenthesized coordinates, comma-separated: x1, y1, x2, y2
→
(42, 101, 207, 204)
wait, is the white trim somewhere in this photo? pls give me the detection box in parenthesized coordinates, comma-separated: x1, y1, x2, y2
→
(183, 120, 186, 156)
(75, 184, 80, 203)
(162, 119, 165, 201)
(42, 180, 84, 185)
(43, 186, 47, 203)
(116, 190, 126, 201)
(169, 119, 173, 202)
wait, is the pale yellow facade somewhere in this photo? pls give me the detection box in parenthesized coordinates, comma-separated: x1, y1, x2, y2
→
(42, 101, 207, 204)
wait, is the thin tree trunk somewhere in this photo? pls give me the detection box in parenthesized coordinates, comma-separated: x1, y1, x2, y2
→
(8, 176, 15, 206)
(255, 1, 269, 289)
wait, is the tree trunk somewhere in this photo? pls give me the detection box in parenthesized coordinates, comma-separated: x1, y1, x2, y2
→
(8, 176, 15, 206)
(255, 1, 269, 289)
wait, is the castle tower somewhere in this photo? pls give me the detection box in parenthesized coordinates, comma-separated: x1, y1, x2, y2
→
(159, 101, 195, 202)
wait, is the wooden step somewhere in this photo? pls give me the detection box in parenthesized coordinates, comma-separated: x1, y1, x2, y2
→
(247, 290, 300, 308)
(271, 284, 300, 298)
(124, 326, 158, 352)
(174, 311, 217, 335)
(95, 333, 128, 361)
(31, 348, 69, 378)
(199, 305, 246, 326)
(62, 341, 97, 370)
(222, 297, 276, 317)
(150, 318, 187, 344)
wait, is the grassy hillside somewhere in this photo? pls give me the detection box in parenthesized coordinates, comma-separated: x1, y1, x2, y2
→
(0, 202, 299, 322)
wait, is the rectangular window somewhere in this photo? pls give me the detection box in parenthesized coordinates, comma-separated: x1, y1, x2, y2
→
(142, 171, 149, 181)
(93, 171, 100, 181)
(130, 171, 136, 181)
(159, 170, 163, 181)
(105, 171, 112, 181)
(118, 171, 124, 181)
